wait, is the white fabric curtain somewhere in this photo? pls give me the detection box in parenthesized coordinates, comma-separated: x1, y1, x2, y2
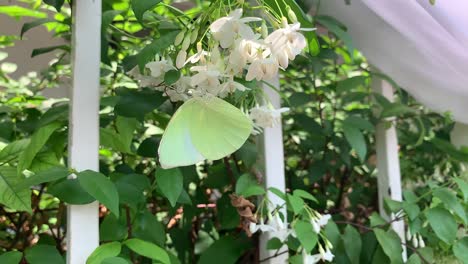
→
(314, 0, 468, 124)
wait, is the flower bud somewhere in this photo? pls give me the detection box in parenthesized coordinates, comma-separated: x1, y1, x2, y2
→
(190, 28, 199, 44)
(281, 16, 289, 28)
(418, 235, 425, 248)
(261, 22, 268, 39)
(237, 0, 244, 4)
(412, 235, 419, 248)
(176, 50, 187, 69)
(286, 6, 297, 23)
(174, 30, 185, 46)
(181, 34, 191, 51)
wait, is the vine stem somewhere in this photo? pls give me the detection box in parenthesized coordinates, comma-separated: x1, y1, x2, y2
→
(259, 250, 288, 262)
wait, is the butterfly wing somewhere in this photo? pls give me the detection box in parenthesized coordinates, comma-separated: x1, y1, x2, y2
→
(158, 99, 205, 169)
(189, 96, 252, 160)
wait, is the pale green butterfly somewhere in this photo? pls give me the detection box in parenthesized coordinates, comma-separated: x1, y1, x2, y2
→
(158, 96, 253, 168)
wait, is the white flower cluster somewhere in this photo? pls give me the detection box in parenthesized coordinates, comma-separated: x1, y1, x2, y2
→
(249, 209, 334, 264)
(131, 8, 313, 129)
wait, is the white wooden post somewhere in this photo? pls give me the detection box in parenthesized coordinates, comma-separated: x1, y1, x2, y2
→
(372, 77, 407, 259)
(67, 1, 101, 263)
(259, 78, 288, 263)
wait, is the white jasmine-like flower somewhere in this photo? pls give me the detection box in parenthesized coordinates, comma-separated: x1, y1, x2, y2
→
(265, 20, 314, 68)
(249, 218, 277, 234)
(319, 246, 335, 262)
(165, 89, 188, 102)
(310, 213, 331, 233)
(218, 77, 247, 97)
(190, 65, 221, 89)
(186, 42, 209, 65)
(317, 214, 331, 227)
(245, 57, 279, 81)
(176, 50, 187, 69)
(249, 106, 289, 129)
(146, 59, 174, 78)
(210, 9, 262, 48)
(128, 66, 163, 87)
(302, 250, 320, 264)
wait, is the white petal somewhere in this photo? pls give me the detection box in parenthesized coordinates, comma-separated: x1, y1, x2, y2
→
(176, 50, 187, 69)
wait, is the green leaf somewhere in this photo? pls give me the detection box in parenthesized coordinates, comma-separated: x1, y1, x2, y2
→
(156, 168, 183, 207)
(101, 10, 122, 64)
(133, 211, 166, 246)
(402, 202, 420, 221)
(25, 245, 64, 264)
(102, 257, 130, 264)
(289, 92, 311, 107)
(287, 193, 304, 214)
(31, 45, 69, 58)
(78, 170, 119, 216)
(454, 178, 468, 202)
(384, 198, 402, 214)
(342, 122, 366, 161)
(292, 189, 318, 203)
(15, 166, 69, 190)
(116, 116, 139, 149)
(48, 179, 95, 204)
(217, 194, 240, 229)
(18, 122, 61, 174)
(112, 173, 150, 208)
(0, 166, 31, 212)
(235, 173, 265, 198)
(268, 187, 286, 200)
(425, 207, 457, 243)
(124, 238, 170, 264)
(380, 103, 417, 118)
(198, 236, 249, 264)
(21, 18, 54, 39)
(114, 88, 166, 119)
(0, 6, 47, 19)
(343, 225, 362, 264)
(0, 139, 30, 164)
(370, 212, 387, 227)
(43, 0, 65, 12)
(164, 69, 180, 85)
(316, 15, 354, 58)
(236, 141, 257, 168)
(343, 116, 374, 132)
(433, 188, 467, 223)
(100, 128, 131, 153)
(323, 221, 341, 247)
(134, 31, 179, 71)
(294, 221, 318, 252)
(100, 214, 127, 242)
(0, 251, 22, 264)
(453, 237, 468, 264)
(336, 76, 368, 93)
(266, 237, 283, 250)
(131, 0, 162, 23)
(374, 229, 403, 264)
(86, 242, 121, 264)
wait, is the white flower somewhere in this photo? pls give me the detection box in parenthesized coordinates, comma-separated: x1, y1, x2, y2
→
(265, 20, 314, 68)
(310, 213, 331, 233)
(317, 214, 331, 227)
(176, 50, 187, 69)
(210, 9, 262, 48)
(166, 89, 188, 102)
(245, 57, 279, 81)
(218, 77, 247, 97)
(128, 66, 163, 87)
(186, 42, 209, 65)
(249, 106, 289, 129)
(302, 250, 320, 264)
(146, 59, 174, 78)
(412, 235, 419, 248)
(249, 218, 276, 234)
(319, 246, 334, 262)
(190, 65, 221, 88)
